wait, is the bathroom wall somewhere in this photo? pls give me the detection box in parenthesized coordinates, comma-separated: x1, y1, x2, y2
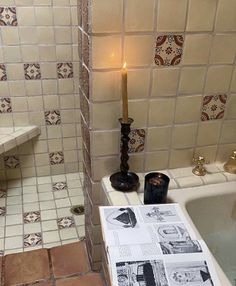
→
(79, 0, 236, 268)
(0, 0, 82, 180)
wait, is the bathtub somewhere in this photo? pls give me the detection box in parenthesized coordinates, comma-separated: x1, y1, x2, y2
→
(168, 181, 236, 286)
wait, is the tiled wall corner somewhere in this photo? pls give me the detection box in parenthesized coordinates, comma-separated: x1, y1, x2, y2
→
(0, 1, 81, 179)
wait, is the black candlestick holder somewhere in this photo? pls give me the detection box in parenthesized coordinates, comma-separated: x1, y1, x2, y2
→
(110, 118, 139, 192)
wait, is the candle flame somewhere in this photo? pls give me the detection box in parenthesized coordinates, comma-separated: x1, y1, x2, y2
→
(123, 62, 127, 69)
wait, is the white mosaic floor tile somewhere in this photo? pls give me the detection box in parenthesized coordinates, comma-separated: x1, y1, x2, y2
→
(52, 175, 66, 182)
(59, 228, 77, 240)
(6, 205, 23, 215)
(38, 192, 54, 202)
(5, 214, 23, 225)
(41, 209, 57, 220)
(67, 180, 81, 189)
(22, 177, 37, 186)
(37, 176, 52, 185)
(43, 230, 60, 244)
(55, 198, 71, 208)
(22, 186, 37, 194)
(6, 225, 23, 237)
(0, 227, 4, 238)
(5, 236, 22, 249)
(7, 196, 22, 205)
(38, 184, 53, 193)
(40, 200, 56, 210)
(7, 188, 22, 197)
(70, 196, 84, 205)
(57, 207, 71, 218)
(74, 215, 85, 226)
(66, 173, 80, 180)
(4, 248, 23, 255)
(23, 202, 40, 212)
(0, 199, 6, 207)
(24, 245, 42, 252)
(0, 238, 4, 249)
(42, 220, 58, 232)
(7, 180, 21, 188)
(61, 238, 78, 245)
(53, 190, 68, 199)
(68, 188, 83, 197)
(24, 222, 41, 234)
(43, 241, 61, 248)
(23, 193, 39, 203)
(77, 226, 85, 237)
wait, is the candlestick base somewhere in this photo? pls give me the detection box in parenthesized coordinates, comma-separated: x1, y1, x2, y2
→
(110, 171, 139, 192)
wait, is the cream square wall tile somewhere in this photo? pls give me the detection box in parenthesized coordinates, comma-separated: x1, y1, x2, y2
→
(169, 148, 194, 168)
(92, 71, 120, 102)
(147, 127, 172, 151)
(179, 67, 206, 94)
(152, 68, 180, 97)
(149, 98, 175, 126)
(205, 66, 233, 94)
(225, 95, 236, 119)
(220, 120, 236, 144)
(157, 0, 188, 32)
(144, 151, 169, 171)
(215, 0, 236, 32)
(197, 121, 222, 146)
(231, 68, 236, 93)
(124, 35, 154, 67)
(175, 95, 202, 123)
(195, 146, 217, 163)
(129, 100, 148, 128)
(172, 124, 198, 149)
(92, 36, 122, 69)
(125, 0, 155, 32)
(182, 34, 212, 65)
(186, 0, 217, 32)
(91, 131, 119, 156)
(128, 69, 150, 99)
(92, 0, 123, 33)
(209, 34, 236, 64)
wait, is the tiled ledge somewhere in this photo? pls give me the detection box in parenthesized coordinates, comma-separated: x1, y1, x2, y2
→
(0, 126, 40, 155)
(101, 164, 236, 206)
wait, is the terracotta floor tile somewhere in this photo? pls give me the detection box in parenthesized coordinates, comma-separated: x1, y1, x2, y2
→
(0, 256, 2, 284)
(50, 241, 90, 278)
(56, 273, 104, 286)
(4, 249, 50, 286)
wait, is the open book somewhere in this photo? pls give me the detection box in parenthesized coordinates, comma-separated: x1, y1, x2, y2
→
(99, 203, 221, 286)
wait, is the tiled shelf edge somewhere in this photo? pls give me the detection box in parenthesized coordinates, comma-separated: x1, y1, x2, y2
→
(0, 126, 40, 155)
(101, 164, 236, 206)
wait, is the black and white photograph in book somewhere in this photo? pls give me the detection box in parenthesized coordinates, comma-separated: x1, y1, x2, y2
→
(155, 224, 191, 242)
(160, 240, 202, 255)
(139, 205, 181, 223)
(165, 261, 214, 286)
(104, 207, 139, 230)
(116, 259, 169, 286)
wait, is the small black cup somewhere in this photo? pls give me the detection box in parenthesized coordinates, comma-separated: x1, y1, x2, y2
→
(144, 172, 170, 204)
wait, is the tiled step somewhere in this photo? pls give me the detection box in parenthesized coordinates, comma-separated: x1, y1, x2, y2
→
(0, 241, 105, 286)
(0, 126, 40, 155)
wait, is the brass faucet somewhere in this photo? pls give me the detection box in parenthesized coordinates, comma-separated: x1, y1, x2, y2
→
(192, 155, 209, 176)
(224, 150, 236, 174)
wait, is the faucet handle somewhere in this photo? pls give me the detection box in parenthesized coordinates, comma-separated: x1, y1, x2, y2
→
(192, 155, 209, 176)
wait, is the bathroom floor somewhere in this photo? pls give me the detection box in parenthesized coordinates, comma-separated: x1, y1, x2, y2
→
(0, 172, 85, 255)
(0, 240, 105, 285)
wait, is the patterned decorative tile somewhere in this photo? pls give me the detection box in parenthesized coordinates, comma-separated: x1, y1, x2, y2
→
(49, 152, 64, 165)
(0, 190, 7, 198)
(0, 7, 17, 26)
(23, 211, 41, 223)
(201, 94, 227, 121)
(4, 155, 20, 169)
(24, 63, 41, 80)
(44, 110, 61, 125)
(57, 216, 75, 229)
(24, 233, 42, 248)
(52, 182, 67, 191)
(57, 63, 73, 79)
(0, 207, 6, 216)
(154, 35, 184, 66)
(0, 97, 12, 113)
(128, 129, 146, 153)
(0, 64, 7, 81)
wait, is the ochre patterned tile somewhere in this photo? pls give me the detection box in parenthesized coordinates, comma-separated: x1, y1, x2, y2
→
(57, 216, 75, 229)
(201, 94, 227, 121)
(128, 129, 146, 153)
(52, 182, 67, 191)
(49, 152, 64, 165)
(24, 211, 41, 223)
(57, 63, 73, 79)
(0, 7, 17, 26)
(155, 35, 184, 66)
(24, 63, 41, 80)
(44, 110, 61, 125)
(0, 64, 7, 81)
(4, 155, 20, 169)
(0, 97, 12, 113)
(24, 232, 43, 247)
